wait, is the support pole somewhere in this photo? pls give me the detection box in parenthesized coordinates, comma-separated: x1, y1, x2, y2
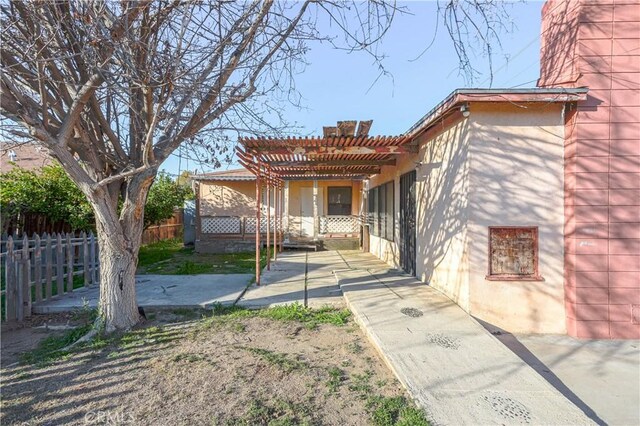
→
(283, 181, 289, 249)
(313, 180, 318, 241)
(255, 176, 261, 285)
(278, 184, 284, 253)
(266, 178, 271, 271)
(274, 184, 278, 261)
(279, 185, 284, 252)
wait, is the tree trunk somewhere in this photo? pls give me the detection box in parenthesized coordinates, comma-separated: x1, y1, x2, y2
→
(96, 226, 141, 332)
(89, 172, 155, 332)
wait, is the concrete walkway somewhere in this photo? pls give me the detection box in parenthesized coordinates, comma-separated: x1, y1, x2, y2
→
(334, 251, 594, 425)
(240, 250, 598, 424)
(489, 331, 640, 426)
(33, 274, 252, 313)
(238, 250, 345, 308)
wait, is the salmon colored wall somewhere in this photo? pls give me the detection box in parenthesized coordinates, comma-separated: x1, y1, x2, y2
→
(199, 181, 257, 217)
(200, 179, 361, 239)
(287, 180, 361, 217)
(540, 0, 640, 338)
(284, 179, 361, 238)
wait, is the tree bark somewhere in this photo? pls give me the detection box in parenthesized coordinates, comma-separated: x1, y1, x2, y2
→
(96, 223, 141, 332)
(90, 173, 155, 332)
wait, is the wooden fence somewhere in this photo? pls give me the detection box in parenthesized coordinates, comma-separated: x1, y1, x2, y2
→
(1, 232, 99, 322)
(142, 209, 184, 245)
(2, 211, 74, 236)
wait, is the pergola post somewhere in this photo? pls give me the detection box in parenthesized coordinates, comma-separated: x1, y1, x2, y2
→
(273, 184, 278, 261)
(255, 175, 261, 286)
(279, 185, 284, 252)
(313, 180, 318, 240)
(266, 178, 271, 271)
(284, 181, 289, 246)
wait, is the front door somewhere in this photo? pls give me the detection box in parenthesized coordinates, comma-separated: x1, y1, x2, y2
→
(399, 171, 416, 276)
(300, 187, 323, 237)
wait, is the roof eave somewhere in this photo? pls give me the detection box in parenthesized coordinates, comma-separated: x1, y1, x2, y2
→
(406, 87, 589, 138)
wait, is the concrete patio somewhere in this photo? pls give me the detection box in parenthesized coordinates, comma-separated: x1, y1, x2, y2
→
(32, 274, 252, 313)
(238, 250, 345, 309)
(241, 249, 639, 425)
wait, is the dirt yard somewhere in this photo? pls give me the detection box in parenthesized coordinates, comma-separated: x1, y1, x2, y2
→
(1, 306, 429, 425)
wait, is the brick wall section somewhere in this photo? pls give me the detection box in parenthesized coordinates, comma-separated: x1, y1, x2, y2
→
(540, 0, 640, 339)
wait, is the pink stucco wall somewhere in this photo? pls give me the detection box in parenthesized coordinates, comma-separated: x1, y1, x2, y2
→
(539, 0, 640, 339)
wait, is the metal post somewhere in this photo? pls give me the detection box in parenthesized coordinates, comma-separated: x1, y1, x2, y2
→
(280, 185, 284, 252)
(313, 180, 318, 240)
(274, 184, 278, 261)
(283, 181, 289, 248)
(266, 178, 271, 271)
(255, 175, 261, 285)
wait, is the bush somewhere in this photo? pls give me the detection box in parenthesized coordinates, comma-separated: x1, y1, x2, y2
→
(1, 164, 192, 232)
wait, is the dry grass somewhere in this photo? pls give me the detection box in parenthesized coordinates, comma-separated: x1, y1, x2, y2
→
(1, 307, 429, 426)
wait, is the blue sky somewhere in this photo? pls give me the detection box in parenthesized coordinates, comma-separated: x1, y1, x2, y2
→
(164, 0, 545, 175)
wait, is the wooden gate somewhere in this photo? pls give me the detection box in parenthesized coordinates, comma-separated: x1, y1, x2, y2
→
(399, 170, 416, 276)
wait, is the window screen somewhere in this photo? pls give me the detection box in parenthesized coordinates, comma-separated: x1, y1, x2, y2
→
(327, 187, 352, 215)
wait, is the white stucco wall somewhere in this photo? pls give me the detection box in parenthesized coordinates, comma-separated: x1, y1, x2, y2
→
(368, 120, 471, 314)
(467, 103, 566, 334)
(367, 102, 566, 334)
(415, 121, 472, 311)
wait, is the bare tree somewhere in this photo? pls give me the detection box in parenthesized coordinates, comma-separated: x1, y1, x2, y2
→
(1, 0, 510, 332)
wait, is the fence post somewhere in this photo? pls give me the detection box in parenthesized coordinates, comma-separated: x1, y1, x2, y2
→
(5, 236, 17, 321)
(16, 252, 23, 322)
(82, 231, 90, 287)
(90, 231, 97, 285)
(21, 235, 31, 318)
(56, 233, 64, 296)
(66, 233, 73, 292)
(45, 233, 53, 299)
(34, 233, 42, 303)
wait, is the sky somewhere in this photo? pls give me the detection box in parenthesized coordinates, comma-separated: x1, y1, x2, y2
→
(163, 0, 546, 176)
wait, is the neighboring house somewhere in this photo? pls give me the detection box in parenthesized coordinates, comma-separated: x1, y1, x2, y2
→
(192, 165, 365, 253)
(0, 142, 52, 172)
(192, 0, 639, 339)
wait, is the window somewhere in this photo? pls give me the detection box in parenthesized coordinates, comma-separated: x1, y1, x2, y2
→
(487, 227, 540, 280)
(327, 187, 352, 215)
(367, 181, 394, 241)
(368, 185, 378, 233)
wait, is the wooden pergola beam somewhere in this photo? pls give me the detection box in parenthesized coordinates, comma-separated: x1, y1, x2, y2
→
(269, 159, 396, 167)
(255, 145, 417, 156)
(281, 175, 368, 181)
(237, 155, 283, 187)
(279, 167, 381, 175)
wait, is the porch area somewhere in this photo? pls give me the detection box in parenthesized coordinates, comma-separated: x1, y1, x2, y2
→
(195, 178, 365, 251)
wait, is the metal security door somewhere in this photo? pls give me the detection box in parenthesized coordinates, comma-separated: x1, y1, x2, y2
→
(399, 170, 416, 276)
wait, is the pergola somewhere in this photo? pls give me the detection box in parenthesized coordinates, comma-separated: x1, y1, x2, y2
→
(235, 121, 415, 285)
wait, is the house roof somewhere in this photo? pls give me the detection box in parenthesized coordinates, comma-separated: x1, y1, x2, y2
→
(0, 142, 52, 172)
(190, 168, 255, 182)
(234, 87, 587, 183)
(406, 87, 589, 138)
